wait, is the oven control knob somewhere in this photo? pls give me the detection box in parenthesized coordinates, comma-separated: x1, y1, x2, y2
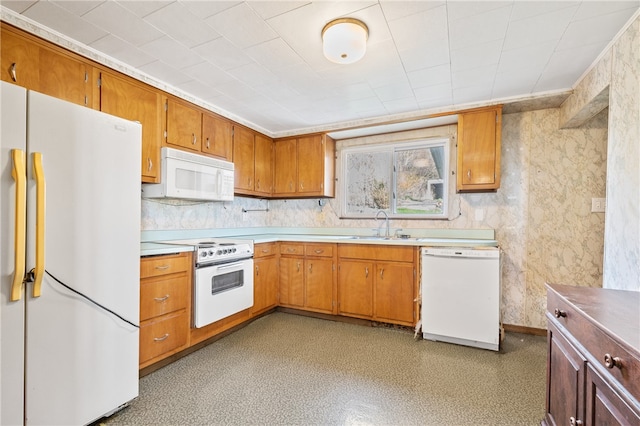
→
(232, 248, 237, 253)
(223, 249, 229, 254)
(200, 251, 207, 257)
(208, 250, 214, 256)
(217, 250, 222, 255)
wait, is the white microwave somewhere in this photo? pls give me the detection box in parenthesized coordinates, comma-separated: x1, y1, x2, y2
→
(142, 147, 234, 201)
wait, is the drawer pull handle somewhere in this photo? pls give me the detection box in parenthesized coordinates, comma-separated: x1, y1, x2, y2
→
(154, 294, 170, 302)
(314, 249, 324, 254)
(154, 333, 169, 342)
(569, 417, 583, 426)
(554, 308, 566, 318)
(155, 264, 170, 270)
(604, 353, 622, 369)
(10, 63, 17, 82)
(261, 248, 269, 253)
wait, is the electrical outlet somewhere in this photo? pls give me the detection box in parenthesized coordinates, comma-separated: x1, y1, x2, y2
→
(591, 198, 606, 213)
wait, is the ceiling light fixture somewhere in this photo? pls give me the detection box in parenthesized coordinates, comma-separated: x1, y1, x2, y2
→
(321, 18, 368, 65)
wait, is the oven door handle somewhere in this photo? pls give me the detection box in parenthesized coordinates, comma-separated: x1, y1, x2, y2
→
(215, 260, 250, 270)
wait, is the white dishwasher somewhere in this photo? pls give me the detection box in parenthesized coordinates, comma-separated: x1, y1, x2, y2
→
(421, 247, 501, 351)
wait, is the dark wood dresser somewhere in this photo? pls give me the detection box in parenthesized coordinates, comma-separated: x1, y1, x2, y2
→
(543, 283, 640, 426)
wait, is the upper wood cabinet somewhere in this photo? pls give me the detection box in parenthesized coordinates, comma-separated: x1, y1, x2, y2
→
(233, 126, 273, 197)
(164, 97, 233, 162)
(1, 24, 92, 108)
(99, 71, 162, 183)
(273, 134, 335, 198)
(202, 113, 232, 160)
(456, 105, 502, 192)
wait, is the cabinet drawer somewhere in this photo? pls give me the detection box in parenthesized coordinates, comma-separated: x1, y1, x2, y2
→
(141, 252, 191, 278)
(140, 274, 189, 321)
(255, 242, 278, 258)
(305, 243, 334, 257)
(548, 290, 640, 399)
(280, 243, 304, 256)
(338, 244, 414, 262)
(140, 310, 189, 364)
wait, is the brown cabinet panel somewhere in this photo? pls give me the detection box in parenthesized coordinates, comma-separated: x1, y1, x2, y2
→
(273, 138, 297, 194)
(252, 255, 279, 316)
(233, 126, 256, 192)
(0, 25, 39, 90)
(457, 106, 502, 192)
(100, 71, 162, 182)
(140, 275, 189, 320)
(139, 310, 189, 365)
(39, 48, 90, 107)
(280, 243, 304, 256)
(297, 135, 324, 194)
(279, 256, 304, 308)
(201, 113, 232, 161)
(254, 133, 273, 195)
(374, 263, 414, 325)
(305, 258, 334, 313)
(166, 98, 201, 151)
(305, 243, 334, 258)
(338, 260, 374, 318)
(140, 253, 191, 278)
(586, 365, 640, 425)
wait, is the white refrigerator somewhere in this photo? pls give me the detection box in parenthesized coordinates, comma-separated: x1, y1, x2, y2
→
(1, 81, 141, 425)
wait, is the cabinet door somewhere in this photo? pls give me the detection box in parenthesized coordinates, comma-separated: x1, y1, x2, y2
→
(297, 135, 324, 195)
(1, 26, 39, 90)
(586, 365, 640, 425)
(305, 258, 334, 314)
(100, 71, 162, 182)
(338, 260, 373, 318)
(252, 256, 278, 316)
(279, 257, 304, 308)
(233, 126, 255, 192)
(545, 323, 586, 426)
(39, 48, 91, 108)
(273, 138, 297, 194)
(254, 134, 273, 195)
(457, 107, 501, 191)
(202, 113, 232, 160)
(166, 98, 201, 151)
(374, 263, 414, 325)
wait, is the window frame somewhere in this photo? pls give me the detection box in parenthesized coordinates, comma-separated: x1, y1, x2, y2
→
(340, 138, 450, 219)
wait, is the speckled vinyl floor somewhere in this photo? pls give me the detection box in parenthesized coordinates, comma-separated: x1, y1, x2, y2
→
(104, 312, 547, 426)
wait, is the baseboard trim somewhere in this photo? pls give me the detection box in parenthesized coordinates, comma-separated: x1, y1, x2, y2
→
(503, 323, 547, 336)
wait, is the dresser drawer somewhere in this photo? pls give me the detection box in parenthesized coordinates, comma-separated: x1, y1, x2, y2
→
(140, 274, 189, 321)
(547, 289, 640, 399)
(141, 252, 191, 278)
(305, 243, 334, 257)
(280, 243, 304, 256)
(254, 242, 278, 258)
(140, 310, 189, 364)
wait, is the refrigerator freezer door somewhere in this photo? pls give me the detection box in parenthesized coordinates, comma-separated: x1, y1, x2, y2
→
(1, 81, 27, 426)
(25, 91, 141, 425)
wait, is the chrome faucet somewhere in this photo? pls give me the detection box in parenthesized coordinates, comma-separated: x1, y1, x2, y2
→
(375, 210, 390, 238)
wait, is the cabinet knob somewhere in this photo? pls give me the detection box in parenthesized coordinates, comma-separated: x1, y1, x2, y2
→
(10, 63, 17, 82)
(554, 308, 566, 318)
(569, 416, 583, 426)
(604, 353, 622, 369)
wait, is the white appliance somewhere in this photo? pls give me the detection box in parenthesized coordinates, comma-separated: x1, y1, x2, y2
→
(158, 238, 254, 328)
(1, 82, 141, 425)
(141, 147, 234, 202)
(421, 247, 501, 351)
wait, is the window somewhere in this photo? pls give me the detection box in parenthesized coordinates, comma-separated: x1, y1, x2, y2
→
(341, 138, 449, 218)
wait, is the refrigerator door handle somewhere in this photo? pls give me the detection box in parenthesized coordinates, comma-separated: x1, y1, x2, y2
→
(10, 149, 26, 301)
(32, 152, 45, 298)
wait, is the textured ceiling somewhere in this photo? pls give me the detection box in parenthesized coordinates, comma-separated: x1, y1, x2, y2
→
(2, 1, 639, 137)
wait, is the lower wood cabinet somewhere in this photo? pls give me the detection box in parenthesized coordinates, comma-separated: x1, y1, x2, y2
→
(338, 244, 417, 326)
(279, 243, 336, 314)
(139, 252, 192, 369)
(252, 242, 279, 316)
(544, 284, 640, 426)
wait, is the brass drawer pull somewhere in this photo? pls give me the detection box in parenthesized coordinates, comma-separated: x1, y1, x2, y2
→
(314, 249, 324, 254)
(604, 353, 622, 369)
(554, 308, 566, 318)
(155, 264, 170, 270)
(154, 294, 170, 302)
(154, 333, 169, 342)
